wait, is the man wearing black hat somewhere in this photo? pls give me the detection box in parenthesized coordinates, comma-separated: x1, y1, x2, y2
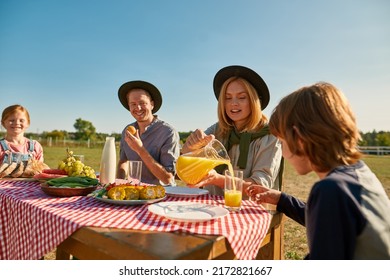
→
(181, 65, 283, 196)
(117, 80, 180, 185)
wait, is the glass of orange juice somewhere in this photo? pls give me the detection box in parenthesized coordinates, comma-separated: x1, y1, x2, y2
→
(224, 170, 243, 212)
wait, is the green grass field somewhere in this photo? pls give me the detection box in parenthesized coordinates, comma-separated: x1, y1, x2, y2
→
(42, 146, 390, 260)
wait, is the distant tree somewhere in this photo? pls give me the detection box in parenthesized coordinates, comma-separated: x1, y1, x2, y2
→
(179, 131, 192, 146)
(376, 132, 390, 146)
(179, 131, 192, 141)
(369, 130, 378, 145)
(360, 130, 390, 146)
(73, 118, 96, 140)
(43, 130, 68, 140)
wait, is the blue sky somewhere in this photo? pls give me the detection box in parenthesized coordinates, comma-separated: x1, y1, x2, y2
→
(0, 0, 389, 135)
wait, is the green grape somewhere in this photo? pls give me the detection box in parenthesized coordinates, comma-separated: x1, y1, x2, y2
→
(73, 162, 83, 171)
(60, 149, 97, 178)
(58, 161, 66, 170)
(73, 165, 83, 174)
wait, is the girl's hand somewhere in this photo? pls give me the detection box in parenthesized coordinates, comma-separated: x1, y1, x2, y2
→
(246, 184, 282, 205)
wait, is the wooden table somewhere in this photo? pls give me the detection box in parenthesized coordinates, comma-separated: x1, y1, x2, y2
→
(56, 212, 284, 260)
(257, 211, 285, 260)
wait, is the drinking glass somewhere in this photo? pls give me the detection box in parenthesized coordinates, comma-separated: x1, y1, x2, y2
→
(128, 160, 142, 185)
(224, 170, 243, 212)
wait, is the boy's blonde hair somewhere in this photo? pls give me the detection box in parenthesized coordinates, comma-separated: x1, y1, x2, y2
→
(1, 104, 31, 126)
(269, 82, 362, 172)
(216, 77, 268, 139)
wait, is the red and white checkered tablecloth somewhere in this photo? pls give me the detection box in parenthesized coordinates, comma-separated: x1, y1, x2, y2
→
(0, 180, 271, 260)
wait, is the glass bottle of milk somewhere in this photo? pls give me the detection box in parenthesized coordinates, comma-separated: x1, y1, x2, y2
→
(99, 137, 116, 184)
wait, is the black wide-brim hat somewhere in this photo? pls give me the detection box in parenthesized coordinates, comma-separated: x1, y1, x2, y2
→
(118, 80, 162, 114)
(213, 65, 270, 110)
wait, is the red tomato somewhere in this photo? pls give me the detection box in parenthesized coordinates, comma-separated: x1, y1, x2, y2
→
(106, 183, 116, 191)
(33, 173, 67, 180)
(42, 169, 68, 175)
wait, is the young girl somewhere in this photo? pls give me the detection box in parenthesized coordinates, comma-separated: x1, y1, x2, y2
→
(181, 65, 283, 195)
(246, 82, 390, 259)
(0, 104, 45, 177)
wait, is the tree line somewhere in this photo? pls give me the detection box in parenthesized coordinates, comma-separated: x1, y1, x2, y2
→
(358, 130, 390, 146)
(1, 118, 389, 146)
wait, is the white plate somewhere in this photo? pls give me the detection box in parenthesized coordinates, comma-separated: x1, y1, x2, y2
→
(95, 196, 166, 206)
(148, 201, 228, 222)
(163, 186, 209, 198)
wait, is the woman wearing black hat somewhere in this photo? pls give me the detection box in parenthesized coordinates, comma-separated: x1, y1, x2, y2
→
(181, 66, 283, 196)
(117, 80, 180, 185)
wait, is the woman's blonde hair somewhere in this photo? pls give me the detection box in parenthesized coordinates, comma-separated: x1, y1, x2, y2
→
(1, 104, 31, 126)
(216, 77, 268, 139)
(269, 82, 362, 172)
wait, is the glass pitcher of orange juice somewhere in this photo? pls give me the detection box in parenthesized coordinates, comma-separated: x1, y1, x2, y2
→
(176, 139, 231, 185)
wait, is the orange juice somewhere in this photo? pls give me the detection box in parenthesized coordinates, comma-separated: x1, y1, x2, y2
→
(224, 190, 242, 207)
(176, 156, 230, 185)
(224, 169, 243, 211)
